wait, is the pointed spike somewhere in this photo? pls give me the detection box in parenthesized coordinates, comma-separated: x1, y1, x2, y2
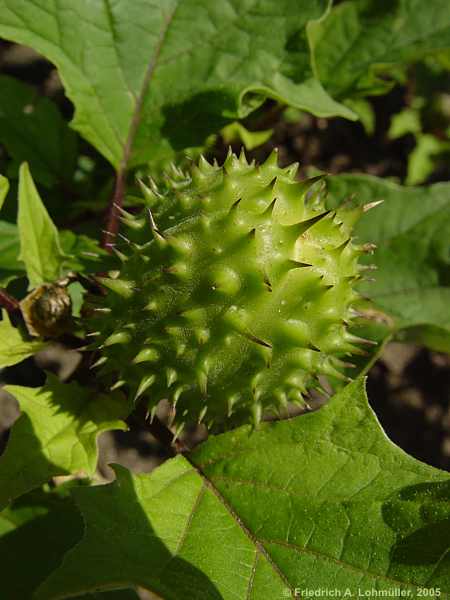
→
(228, 197, 241, 215)
(334, 237, 352, 252)
(81, 251, 100, 258)
(112, 247, 128, 262)
(264, 148, 279, 169)
(97, 276, 135, 299)
(345, 344, 370, 357)
(146, 207, 167, 245)
(286, 259, 313, 270)
(90, 356, 107, 369)
(173, 422, 185, 443)
(149, 405, 158, 424)
(261, 197, 277, 217)
(166, 367, 178, 388)
(119, 215, 145, 231)
(138, 178, 161, 206)
(110, 379, 126, 391)
(245, 332, 272, 349)
(132, 347, 160, 364)
(103, 330, 132, 347)
(116, 233, 132, 246)
(346, 334, 378, 346)
(197, 369, 208, 395)
(238, 147, 248, 166)
(93, 307, 112, 314)
(198, 405, 208, 424)
(112, 202, 134, 220)
(363, 200, 384, 213)
(134, 374, 156, 401)
(173, 384, 188, 404)
(198, 154, 213, 173)
(194, 327, 210, 345)
(334, 358, 357, 369)
(227, 394, 239, 417)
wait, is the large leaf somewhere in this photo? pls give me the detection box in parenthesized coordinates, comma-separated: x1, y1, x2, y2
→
(0, 0, 354, 171)
(0, 488, 140, 600)
(310, 0, 450, 99)
(0, 75, 77, 188)
(36, 379, 449, 599)
(0, 376, 132, 510)
(18, 162, 65, 288)
(0, 173, 8, 210)
(326, 175, 450, 339)
(0, 309, 45, 368)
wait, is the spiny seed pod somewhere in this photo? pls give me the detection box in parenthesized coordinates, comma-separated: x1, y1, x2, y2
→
(88, 150, 376, 432)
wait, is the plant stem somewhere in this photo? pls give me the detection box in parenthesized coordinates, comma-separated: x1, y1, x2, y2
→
(0, 288, 20, 314)
(102, 169, 126, 251)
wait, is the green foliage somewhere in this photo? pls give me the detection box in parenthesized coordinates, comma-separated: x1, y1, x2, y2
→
(0, 0, 354, 170)
(17, 162, 66, 288)
(388, 58, 450, 186)
(310, 0, 450, 100)
(0, 2, 449, 598)
(221, 122, 273, 150)
(0, 377, 132, 510)
(0, 310, 46, 367)
(33, 380, 450, 598)
(0, 166, 113, 288)
(0, 75, 77, 187)
(0, 487, 139, 600)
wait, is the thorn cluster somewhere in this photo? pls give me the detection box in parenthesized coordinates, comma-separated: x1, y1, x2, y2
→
(87, 150, 376, 429)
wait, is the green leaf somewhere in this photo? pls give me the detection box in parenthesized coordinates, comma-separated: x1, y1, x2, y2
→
(0, 376, 132, 510)
(388, 108, 422, 140)
(221, 122, 273, 150)
(18, 162, 65, 288)
(0, 310, 45, 368)
(0, 219, 22, 285)
(0, 75, 77, 188)
(0, 488, 140, 600)
(326, 175, 450, 338)
(310, 0, 450, 100)
(36, 379, 449, 598)
(0, 0, 354, 171)
(0, 173, 9, 210)
(406, 133, 450, 186)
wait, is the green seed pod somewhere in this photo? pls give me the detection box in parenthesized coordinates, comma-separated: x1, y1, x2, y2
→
(88, 150, 374, 429)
